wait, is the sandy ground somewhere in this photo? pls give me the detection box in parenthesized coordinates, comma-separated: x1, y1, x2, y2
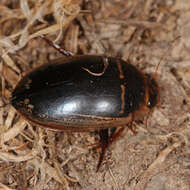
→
(0, 0, 190, 190)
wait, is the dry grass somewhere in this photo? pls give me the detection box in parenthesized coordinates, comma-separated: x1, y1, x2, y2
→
(0, 0, 190, 190)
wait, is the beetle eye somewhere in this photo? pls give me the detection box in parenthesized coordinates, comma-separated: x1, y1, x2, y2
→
(147, 101, 151, 107)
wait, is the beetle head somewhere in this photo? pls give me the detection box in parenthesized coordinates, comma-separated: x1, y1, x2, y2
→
(146, 74, 159, 109)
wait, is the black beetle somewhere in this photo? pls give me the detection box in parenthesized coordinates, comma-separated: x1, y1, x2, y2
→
(9, 35, 159, 171)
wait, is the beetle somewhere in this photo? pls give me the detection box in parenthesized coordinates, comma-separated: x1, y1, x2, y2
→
(4, 35, 159, 171)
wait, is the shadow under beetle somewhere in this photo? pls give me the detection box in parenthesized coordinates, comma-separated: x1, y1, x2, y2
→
(9, 35, 159, 171)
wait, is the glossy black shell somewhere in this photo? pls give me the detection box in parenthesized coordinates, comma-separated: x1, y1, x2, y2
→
(11, 55, 158, 131)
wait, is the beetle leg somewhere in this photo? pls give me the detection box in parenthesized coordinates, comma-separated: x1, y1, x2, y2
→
(96, 129, 109, 172)
(97, 127, 126, 171)
(96, 127, 126, 171)
(108, 114, 136, 146)
(97, 117, 137, 171)
(128, 113, 137, 135)
(40, 35, 74, 56)
(109, 127, 125, 145)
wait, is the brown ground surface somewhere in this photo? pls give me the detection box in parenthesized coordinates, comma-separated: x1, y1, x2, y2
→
(0, 0, 190, 190)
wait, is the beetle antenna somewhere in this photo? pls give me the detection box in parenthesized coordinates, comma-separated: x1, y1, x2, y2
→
(40, 35, 74, 57)
(153, 36, 181, 80)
